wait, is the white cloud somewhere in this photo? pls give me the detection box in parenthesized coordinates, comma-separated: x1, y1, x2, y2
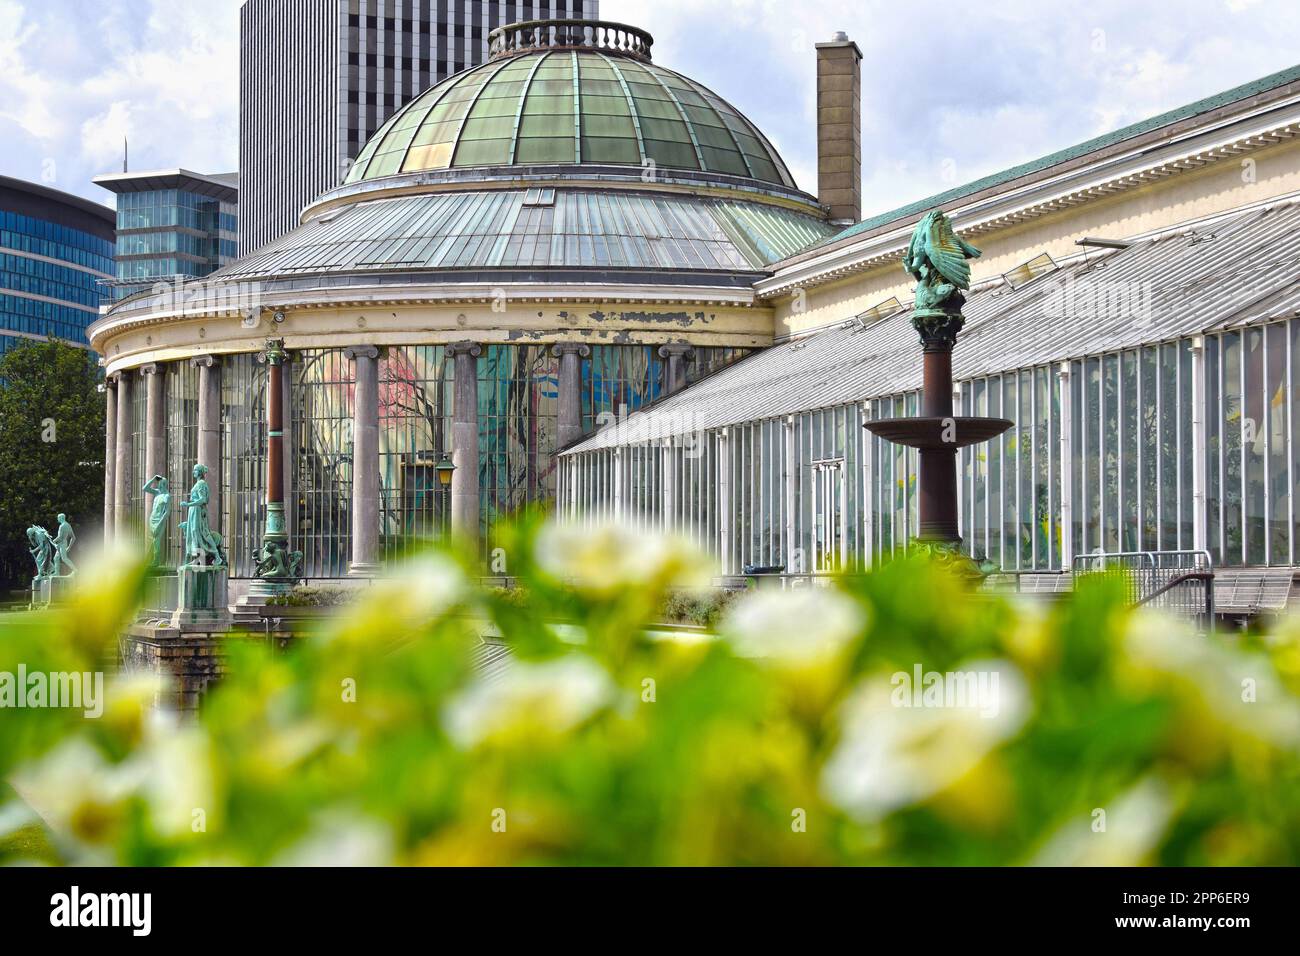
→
(2, 0, 1300, 224)
(0, 0, 239, 205)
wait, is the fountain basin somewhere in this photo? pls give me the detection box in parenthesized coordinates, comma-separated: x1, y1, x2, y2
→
(864, 416, 1013, 450)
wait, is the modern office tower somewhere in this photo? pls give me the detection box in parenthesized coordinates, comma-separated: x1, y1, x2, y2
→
(0, 175, 115, 355)
(238, 0, 600, 255)
(93, 170, 238, 301)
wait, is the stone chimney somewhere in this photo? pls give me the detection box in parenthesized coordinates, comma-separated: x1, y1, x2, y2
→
(815, 31, 862, 224)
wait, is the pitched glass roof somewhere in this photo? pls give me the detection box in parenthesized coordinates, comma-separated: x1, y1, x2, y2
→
(214, 188, 836, 280)
(344, 50, 796, 189)
(565, 200, 1300, 450)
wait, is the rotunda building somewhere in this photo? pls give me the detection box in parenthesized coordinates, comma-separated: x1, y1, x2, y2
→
(90, 19, 836, 581)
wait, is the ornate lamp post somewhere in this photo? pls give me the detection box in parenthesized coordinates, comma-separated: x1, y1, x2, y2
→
(249, 338, 302, 597)
(864, 211, 1011, 570)
(435, 453, 456, 538)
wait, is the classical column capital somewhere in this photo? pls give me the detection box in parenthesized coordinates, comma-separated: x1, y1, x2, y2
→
(447, 340, 482, 359)
(343, 344, 380, 361)
(139, 362, 160, 375)
(657, 343, 694, 359)
(105, 374, 119, 389)
(191, 354, 219, 369)
(257, 338, 288, 366)
(552, 341, 590, 358)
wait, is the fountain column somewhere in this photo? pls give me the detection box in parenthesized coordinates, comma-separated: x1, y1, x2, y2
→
(248, 339, 300, 596)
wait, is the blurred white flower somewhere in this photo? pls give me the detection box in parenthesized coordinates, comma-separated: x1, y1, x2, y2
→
(535, 520, 712, 597)
(1125, 613, 1300, 749)
(331, 552, 469, 643)
(821, 659, 1028, 821)
(385, 552, 469, 619)
(139, 722, 217, 839)
(443, 656, 615, 748)
(722, 588, 866, 666)
(1030, 777, 1175, 866)
(10, 739, 143, 851)
(272, 810, 394, 867)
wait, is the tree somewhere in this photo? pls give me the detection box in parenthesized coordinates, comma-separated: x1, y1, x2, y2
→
(0, 341, 104, 592)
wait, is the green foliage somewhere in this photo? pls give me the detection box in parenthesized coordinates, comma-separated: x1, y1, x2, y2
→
(267, 585, 357, 608)
(2, 520, 1300, 866)
(0, 341, 104, 590)
(658, 588, 740, 629)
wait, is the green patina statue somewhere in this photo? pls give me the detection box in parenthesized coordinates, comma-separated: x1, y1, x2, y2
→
(52, 514, 76, 575)
(902, 209, 982, 346)
(27, 525, 55, 578)
(253, 540, 303, 580)
(178, 464, 227, 568)
(142, 474, 171, 566)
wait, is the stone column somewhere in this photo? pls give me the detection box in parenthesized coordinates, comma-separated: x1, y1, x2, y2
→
(193, 355, 223, 538)
(658, 343, 693, 395)
(142, 363, 165, 498)
(447, 341, 481, 540)
(103, 376, 117, 544)
(553, 341, 589, 449)
(114, 371, 132, 541)
(345, 345, 381, 575)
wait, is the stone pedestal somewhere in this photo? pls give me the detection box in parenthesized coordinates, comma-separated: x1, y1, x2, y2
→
(141, 571, 180, 616)
(170, 566, 230, 628)
(30, 575, 74, 609)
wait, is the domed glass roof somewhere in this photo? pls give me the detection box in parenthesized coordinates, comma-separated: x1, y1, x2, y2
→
(344, 25, 797, 189)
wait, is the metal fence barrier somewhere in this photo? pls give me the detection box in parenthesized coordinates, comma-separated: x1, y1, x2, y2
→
(1072, 550, 1215, 631)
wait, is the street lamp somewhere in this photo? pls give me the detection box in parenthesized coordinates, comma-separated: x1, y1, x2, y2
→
(435, 453, 455, 537)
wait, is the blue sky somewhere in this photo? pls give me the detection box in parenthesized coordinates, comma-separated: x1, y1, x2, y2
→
(4, 0, 1300, 219)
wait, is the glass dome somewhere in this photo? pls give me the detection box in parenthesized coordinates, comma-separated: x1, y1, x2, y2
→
(344, 20, 797, 189)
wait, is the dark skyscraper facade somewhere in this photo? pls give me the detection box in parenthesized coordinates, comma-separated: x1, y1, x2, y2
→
(239, 0, 600, 255)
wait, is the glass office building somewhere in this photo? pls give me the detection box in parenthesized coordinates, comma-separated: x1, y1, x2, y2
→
(0, 175, 115, 355)
(93, 170, 238, 300)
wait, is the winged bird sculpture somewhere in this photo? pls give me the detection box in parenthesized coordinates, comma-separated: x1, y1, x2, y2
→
(903, 210, 981, 344)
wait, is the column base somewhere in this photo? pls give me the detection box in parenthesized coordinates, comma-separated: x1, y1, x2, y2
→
(244, 578, 296, 600)
(347, 561, 383, 578)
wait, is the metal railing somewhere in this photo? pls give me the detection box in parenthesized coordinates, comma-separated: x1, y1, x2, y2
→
(1072, 550, 1215, 630)
(488, 19, 654, 61)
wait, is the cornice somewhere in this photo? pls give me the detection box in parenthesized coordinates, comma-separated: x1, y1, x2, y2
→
(88, 281, 762, 354)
